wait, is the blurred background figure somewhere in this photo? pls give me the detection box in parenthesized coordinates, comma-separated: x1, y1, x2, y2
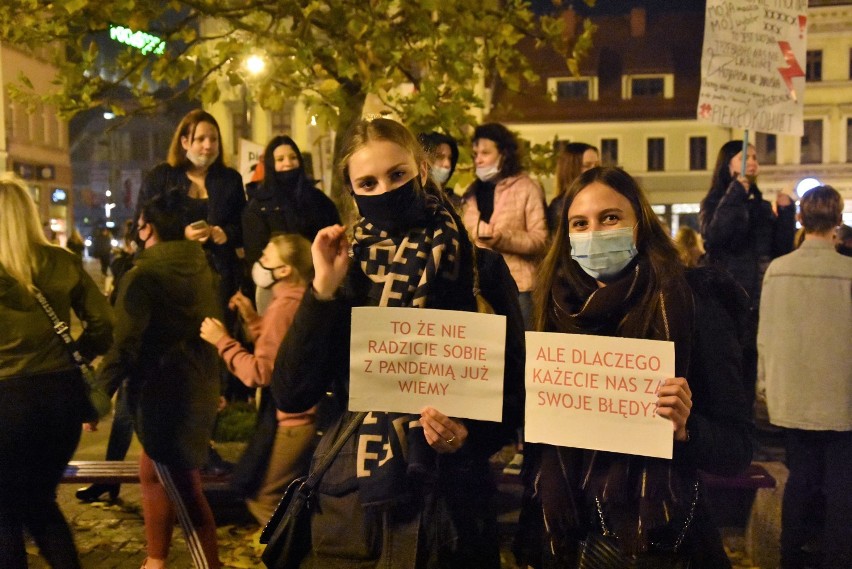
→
(92, 227, 113, 277)
(241, 135, 339, 314)
(699, 140, 795, 414)
(418, 131, 461, 208)
(674, 225, 705, 268)
(0, 174, 113, 568)
(757, 185, 852, 569)
(835, 223, 852, 257)
(547, 142, 600, 232)
(65, 228, 85, 259)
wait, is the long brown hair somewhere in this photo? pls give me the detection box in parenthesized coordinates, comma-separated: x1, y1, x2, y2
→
(554, 142, 598, 200)
(166, 109, 226, 168)
(534, 167, 684, 334)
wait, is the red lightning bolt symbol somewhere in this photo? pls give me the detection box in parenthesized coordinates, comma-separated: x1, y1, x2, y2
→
(777, 41, 804, 103)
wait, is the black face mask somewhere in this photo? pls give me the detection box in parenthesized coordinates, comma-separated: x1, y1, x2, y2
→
(273, 169, 301, 189)
(352, 176, 428, 233)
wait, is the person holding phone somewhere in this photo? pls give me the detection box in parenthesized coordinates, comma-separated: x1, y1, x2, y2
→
(461, 122, 548, 331)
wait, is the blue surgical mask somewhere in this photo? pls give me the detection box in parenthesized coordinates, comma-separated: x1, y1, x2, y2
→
(569, 226, 638, 282)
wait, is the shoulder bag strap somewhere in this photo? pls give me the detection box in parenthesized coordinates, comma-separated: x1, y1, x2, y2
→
(31, 286, 90, 368)
(301, 411, 368, 492)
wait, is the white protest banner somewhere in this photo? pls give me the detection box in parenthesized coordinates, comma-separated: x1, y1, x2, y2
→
(238, 138, 265, 186)
(349, 307, 506, 422)
(525, 332, 675, 459)
(697, 0, 808, 136)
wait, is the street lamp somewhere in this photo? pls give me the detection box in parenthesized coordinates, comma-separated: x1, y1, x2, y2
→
(242, 54, 266, 140)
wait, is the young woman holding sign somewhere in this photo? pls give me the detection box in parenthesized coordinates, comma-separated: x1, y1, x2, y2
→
(269, 117, 525, 568)
(514, 167, 753, 568)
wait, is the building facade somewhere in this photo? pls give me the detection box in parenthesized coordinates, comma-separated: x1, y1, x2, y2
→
(0, 42, 73, 241)
(488, 2, 852, 232)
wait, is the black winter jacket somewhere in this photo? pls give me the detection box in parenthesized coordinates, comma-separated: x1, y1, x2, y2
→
(700, 181, 795, 309)
(95, 241, 221, 469)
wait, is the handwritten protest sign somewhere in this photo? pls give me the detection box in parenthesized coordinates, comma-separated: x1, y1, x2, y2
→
(697, 0, 808, 135)
(525, 332, 675, 459)
(349, 307, 506, 421)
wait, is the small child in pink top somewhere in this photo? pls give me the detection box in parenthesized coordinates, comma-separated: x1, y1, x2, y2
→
(200, 233, 316, 524)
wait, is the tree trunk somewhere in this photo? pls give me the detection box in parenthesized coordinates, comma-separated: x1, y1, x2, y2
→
(330, 89, 367, 227)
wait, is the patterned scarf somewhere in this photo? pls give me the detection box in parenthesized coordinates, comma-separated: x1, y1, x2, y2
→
(351, 192, 464, 506)
(540, 260, 697, 556)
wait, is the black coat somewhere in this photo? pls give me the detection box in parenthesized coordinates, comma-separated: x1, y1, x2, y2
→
(241, 179, 340, 266)
(700, 181, 795, 309)
(270, 247, 525, 565)
(514, 267, 754, 569)
(95, 241, 221, 469)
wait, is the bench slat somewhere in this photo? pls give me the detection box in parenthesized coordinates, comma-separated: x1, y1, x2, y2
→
(62, 461, 231, 487)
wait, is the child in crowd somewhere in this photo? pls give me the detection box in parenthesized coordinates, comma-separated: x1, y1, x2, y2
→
(200, 234, 316, 525)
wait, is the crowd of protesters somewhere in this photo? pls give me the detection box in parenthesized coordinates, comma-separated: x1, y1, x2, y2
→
(3, 107, 849, 569)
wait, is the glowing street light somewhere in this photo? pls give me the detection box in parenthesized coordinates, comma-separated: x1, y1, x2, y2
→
(245, 54, 266, 76)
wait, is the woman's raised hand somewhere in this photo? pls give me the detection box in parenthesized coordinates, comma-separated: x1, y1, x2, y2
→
(312, 224, 351, 299)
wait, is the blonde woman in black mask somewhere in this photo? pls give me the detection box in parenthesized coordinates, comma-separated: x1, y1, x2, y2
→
(269, 118, 525, 568)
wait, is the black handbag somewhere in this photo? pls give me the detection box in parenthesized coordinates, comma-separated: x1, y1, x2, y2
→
(260, 411, 367, 569)
(32, 286, 112, 422)
(577, 481, 699, 569)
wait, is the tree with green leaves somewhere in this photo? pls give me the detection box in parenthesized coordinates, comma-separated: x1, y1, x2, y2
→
(1, 0, 594, 196)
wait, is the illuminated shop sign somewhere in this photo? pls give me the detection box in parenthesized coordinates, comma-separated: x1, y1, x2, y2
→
(51, 188, 68, 205)
(109, 25, 166, 56)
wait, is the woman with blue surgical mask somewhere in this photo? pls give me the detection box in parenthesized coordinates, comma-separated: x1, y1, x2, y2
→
(461, 123, 548, 331)
(515, 167, 754, 568)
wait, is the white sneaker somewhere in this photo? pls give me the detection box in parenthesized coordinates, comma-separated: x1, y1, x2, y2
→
(502, 452, 523, 475)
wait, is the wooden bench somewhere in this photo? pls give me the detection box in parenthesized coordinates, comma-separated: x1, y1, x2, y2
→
(701, 463, 777, 528)
(62, 461, 232, 491)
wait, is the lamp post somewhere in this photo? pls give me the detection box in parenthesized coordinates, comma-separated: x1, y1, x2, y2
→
(242, 54, 266, 141)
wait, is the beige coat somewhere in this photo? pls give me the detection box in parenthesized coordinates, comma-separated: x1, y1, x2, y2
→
(462, 173, 548, 292)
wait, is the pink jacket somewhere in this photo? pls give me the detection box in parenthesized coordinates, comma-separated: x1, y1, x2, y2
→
(462, 173, 548, 292)
(216, 281, 315, 426)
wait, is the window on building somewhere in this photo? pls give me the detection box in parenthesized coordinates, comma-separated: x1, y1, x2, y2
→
(806, 50, 822, 82)
(689, 136, 707, 170)
(632, 77, 664, 97)
(601, 139, 619, 166)
(556, 79, 590, 100)
(647, 138, 665, 171)
(756, 132, 777, 165)
(271, 104, 294, 135)
(546, 77, 598, 102)
(800, 119, 823, 164)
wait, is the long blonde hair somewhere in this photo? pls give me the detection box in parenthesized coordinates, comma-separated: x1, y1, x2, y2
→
(0, 174, 51, 292)
(269, 234, 314, 283)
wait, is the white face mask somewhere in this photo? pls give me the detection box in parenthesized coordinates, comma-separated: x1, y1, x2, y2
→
(475, 163, 500, 182)
(430, 165, 451, 186)
(186, 148, 219, 169)
(252, 261, 284, 289)
(569, 226, 638, 282)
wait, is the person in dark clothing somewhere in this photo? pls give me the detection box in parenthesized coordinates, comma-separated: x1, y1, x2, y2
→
(514, 167, 753, 569)
(95, 191, 222, 569)
(0, 175, 114, 569)
(241, 135, 340, 312)
(546, 142, 599, 232)
(92, 227, 113, 276)
(418, 131, 461, 208)
(699, 140, 795, 413)
(269, 118, 525, 568)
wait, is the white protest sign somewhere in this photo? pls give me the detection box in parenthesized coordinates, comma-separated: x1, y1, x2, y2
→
(697, 0, 808, 136)
(349, 307, 506, 422)
(525, 332, 675, 459)
(238, 138, 265, 186)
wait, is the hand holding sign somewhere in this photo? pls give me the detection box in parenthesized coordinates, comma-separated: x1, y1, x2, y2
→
(654, 377, 692, 442)
(419, 406, 468, 454)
